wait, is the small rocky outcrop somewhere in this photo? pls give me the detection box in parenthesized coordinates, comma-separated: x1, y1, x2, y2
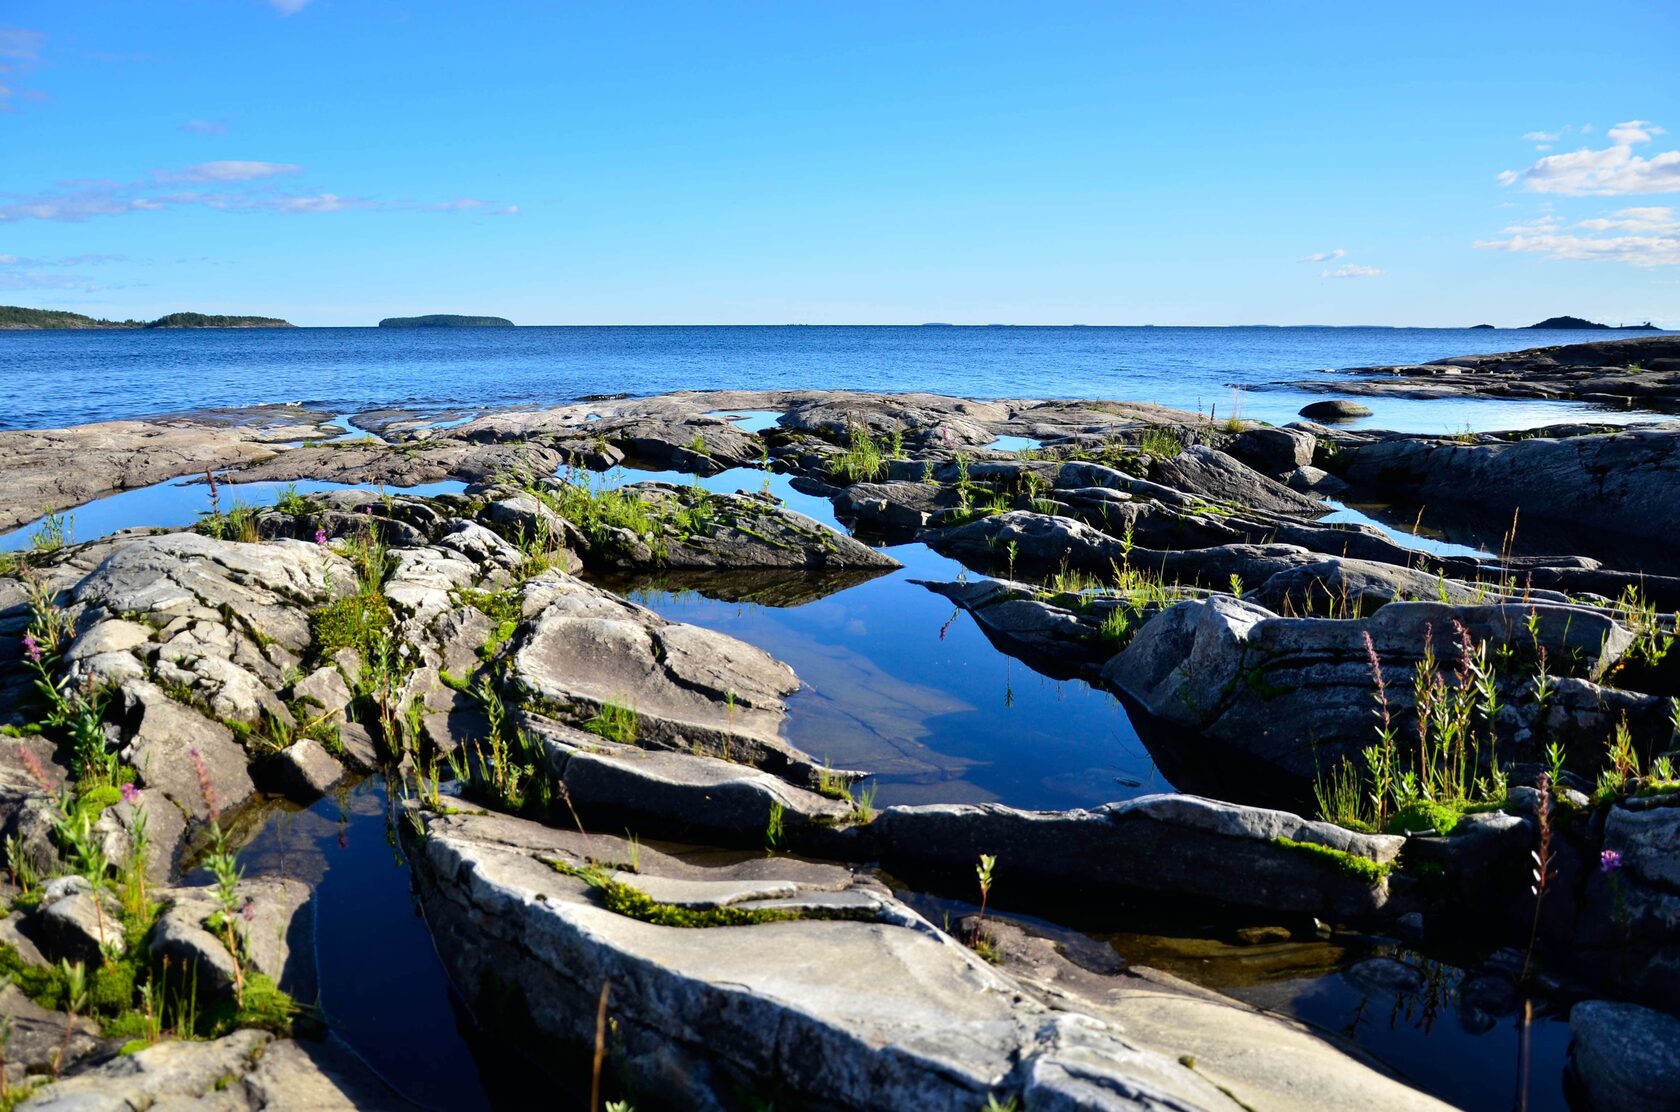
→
(1274, 334, 1680, 410)
(1334, 426, 1680, 572)
(1103, 596, 1634, 782)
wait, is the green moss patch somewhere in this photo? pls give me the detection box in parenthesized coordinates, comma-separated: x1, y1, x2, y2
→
(1386, 800, 1464, 836)
(549, 860, 862, 929)
(1270, 836, 1390, 883)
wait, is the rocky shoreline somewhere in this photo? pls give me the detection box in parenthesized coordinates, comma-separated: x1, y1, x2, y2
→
(1269, 334, 1680, 413)
(0, 338, 1676, 1108)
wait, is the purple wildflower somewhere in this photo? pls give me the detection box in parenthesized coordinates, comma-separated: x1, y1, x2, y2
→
(241, 898, 255, 922)
(120, 782, 140, 806)
(1601, 849, 1624, 874)
(314, 527, 329, 546)
(21, 632, 41, 664)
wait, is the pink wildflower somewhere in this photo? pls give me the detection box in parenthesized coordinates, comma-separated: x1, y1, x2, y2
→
(187, 746, 220, 823)
(120, 782, 141, 806)
(21, 632, 42, 664)
(314, 527, 329, 546)
(17, 746, 56, 795)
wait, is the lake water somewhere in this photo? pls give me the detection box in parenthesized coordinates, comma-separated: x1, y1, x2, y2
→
(0, 324, 1662, 433)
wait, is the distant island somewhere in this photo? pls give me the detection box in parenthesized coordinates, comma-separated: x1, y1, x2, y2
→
(1527, 315, 1661, 331)
(1469, 323, 1496, 329)
(0, 305, 295, 330)
(377, 314, 515, 328)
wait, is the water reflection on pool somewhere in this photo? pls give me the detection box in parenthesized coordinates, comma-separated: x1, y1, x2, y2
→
(586, 464, 1167, 811)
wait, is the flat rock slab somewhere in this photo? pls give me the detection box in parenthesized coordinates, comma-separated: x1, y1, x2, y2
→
(0, 408, 328, 533)
(531, 714, 854, 840)
(640, 484, 901, 570)
(871, 793, 1405, 920)
(511, 571, 819, 778)
(408, 804, 1445, 1111)
(1337, 426, 1680, 572)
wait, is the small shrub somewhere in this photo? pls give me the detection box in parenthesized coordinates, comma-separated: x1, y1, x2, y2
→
(308, 594, 394, 659)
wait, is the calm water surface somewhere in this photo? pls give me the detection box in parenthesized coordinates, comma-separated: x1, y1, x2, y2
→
(0, 324, 1663, 432)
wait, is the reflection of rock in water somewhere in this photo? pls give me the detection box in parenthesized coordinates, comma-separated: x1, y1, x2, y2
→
(592, 564, 895, 608)
(1104, 930, 1351, 991)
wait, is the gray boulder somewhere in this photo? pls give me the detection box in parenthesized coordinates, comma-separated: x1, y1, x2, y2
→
(1103, 596, 1632, 781)
(1300, 400, 1373, 420)
(1151, 446, 1324, 517)
(1570, 1000, 1680, 1111)
(1226, 426, 1316, 477)
(262, 738, 345, 802)
(871, 793, 1406, 920)
(119, 681, 256, 822)
(1337, 426, 1680, 571)
(36, 876, 125, 964)
(148, 877, 310, 1002)
(17, 1028, 413, 1111)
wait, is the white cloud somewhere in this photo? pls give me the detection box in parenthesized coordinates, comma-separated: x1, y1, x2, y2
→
(0, 27, 42, 61)
(266, 0, 314, 14)
(1524, 130, 1562, 143)
(1476, 206, 1680, 267)
(0, 163, 515, 223)
(1499, 120, 1680, 195)
(157, 160, 301, 184)
(1609, 120, 1663, 145)
(181, 119, 229, 136)
(0, 249, 118, 292)
(0, 26, 44, 109)
(425, 198, 520, 215)
(1322, 264, 1383, 278)
(270, 193, 350, 213)
(1299, 248, 1345, 263)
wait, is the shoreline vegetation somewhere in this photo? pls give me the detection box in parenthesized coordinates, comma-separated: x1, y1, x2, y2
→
(0, 306, 295, 330)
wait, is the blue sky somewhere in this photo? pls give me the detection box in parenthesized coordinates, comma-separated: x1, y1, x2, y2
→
(2, 0, 1676, 326)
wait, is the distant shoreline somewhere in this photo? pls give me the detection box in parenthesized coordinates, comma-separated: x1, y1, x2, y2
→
(0, 306, 295, 330)
(2, 322, 1669, 332)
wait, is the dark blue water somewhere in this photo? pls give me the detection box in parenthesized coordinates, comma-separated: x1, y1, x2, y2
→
(0, 325, 1661, 433)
